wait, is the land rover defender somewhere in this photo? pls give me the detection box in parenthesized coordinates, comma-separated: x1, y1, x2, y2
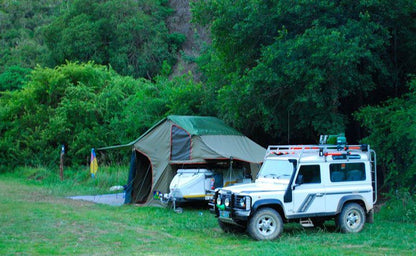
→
(211, 136, 376, 240)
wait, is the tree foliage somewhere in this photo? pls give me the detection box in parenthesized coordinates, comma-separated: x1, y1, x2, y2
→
(356, 77, 416, 192)
(192, 0, 416, 144)
(0, 0, 185, 79)
(0, 62, 209, 167)
(1, 0, 416, 193)
(0, 65, 31, 91)
(191, 0, 416, 191)
(42, 0, 185, 78)
(0, 0, 62, 72)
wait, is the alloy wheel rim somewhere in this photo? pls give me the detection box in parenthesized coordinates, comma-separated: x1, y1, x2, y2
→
(346, 210, 361, 229)
(257, 215, 276, 235)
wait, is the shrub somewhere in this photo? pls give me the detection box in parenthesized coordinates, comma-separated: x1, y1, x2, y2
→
(378, 190, 416, 223)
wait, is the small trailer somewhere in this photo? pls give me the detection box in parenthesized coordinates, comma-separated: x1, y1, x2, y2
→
(165, 168, 252, 203)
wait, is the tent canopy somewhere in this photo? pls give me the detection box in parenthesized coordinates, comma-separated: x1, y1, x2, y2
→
(168, 115, 242, 136)
(120, 115, 266, 205)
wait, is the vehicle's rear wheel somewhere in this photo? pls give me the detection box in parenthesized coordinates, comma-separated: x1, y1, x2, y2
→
(218, 219, 245, 233)
(247, 208, 283, 240)
(336, 203, 366, 233)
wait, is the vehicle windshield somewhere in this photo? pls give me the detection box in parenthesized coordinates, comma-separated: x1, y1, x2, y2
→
(257, 159, 294, 181)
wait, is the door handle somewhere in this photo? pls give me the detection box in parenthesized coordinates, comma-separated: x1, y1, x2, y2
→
(316, 193, 324, 197)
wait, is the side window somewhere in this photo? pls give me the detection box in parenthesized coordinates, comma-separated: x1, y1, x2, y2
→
(297, 165, 321, 184)
(330, 163, 366, 182)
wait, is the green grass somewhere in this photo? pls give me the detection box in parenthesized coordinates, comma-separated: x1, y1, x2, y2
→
(0, 169, 415, 255)
(6, 165, 129, 196)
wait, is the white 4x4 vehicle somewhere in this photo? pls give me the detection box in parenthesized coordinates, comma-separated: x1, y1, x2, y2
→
(211, 141, 376, 240)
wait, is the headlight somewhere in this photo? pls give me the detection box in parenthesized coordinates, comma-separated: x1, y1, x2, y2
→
(224, 197, 230, 207)
(238, 197, 246, 208)
(216, 196, 221, 205)
(237, 196, 251, 210)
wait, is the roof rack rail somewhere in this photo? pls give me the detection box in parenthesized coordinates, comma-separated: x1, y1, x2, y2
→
(265, 144, 370, 158)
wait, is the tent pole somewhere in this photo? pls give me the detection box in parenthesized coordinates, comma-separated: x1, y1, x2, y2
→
(229, 157, 233, 185)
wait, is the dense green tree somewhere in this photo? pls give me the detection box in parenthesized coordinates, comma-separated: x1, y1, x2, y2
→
(192, 0, 416, 144)
(0, 62, 210, 167)
(0, 65, 31, 91)
(108, 62, 214, 143)
(43, 0, 185, 78)
(0, 0, 62, 72)
(1, 0, 185, 79)
(356, 77, 416, 192)
(1, 62, 117, 166)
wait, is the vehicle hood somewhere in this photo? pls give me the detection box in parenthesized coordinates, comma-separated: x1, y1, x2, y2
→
(219, 182, 288, 194)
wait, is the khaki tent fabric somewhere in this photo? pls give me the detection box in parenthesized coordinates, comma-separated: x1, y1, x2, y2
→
(122, 115, 266, 205)
(200, 135, 265, 163)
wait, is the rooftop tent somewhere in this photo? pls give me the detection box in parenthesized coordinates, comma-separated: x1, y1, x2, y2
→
(122, 115, 266, 205)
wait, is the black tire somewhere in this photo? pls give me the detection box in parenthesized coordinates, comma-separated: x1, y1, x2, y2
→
(247, 208, 283, 240)
(336, 203, 366, 233)
(218, 219, 245, 233)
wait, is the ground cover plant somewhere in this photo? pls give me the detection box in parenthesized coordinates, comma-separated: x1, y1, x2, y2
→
(0, 168, 414, 255)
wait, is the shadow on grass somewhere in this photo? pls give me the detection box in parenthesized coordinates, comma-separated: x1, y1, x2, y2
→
(167, 200, 211, 213)
(214, 220, 341, 239)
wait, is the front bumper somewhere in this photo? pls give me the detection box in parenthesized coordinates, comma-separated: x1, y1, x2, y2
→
(222, 208, 250, 220)
(210, 195, 251, 222)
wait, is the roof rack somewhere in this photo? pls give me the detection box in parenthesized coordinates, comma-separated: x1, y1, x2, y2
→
(265, 144, 370, 159)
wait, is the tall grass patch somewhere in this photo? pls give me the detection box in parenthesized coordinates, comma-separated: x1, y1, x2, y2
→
(377, 190, 416, 223)
(7, 165, 128, 196)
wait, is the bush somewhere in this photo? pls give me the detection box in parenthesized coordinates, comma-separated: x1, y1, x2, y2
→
(0, 62, 211, 168)
(378, 190, 416, 223)
(356, 77, 416, 192)
(0, 62, 144, 167)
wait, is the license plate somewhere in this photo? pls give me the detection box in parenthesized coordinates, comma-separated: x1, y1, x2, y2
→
(219, 211, 230, 218)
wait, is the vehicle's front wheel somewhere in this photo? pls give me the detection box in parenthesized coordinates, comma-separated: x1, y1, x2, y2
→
(336, 203, 366, 233)
(247, 208, 283, 240)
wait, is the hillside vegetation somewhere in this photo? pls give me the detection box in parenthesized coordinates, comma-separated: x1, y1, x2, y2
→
(0, 0, 415, 194)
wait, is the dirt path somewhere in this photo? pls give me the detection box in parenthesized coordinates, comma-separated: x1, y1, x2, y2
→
(68, 193, 125, 206)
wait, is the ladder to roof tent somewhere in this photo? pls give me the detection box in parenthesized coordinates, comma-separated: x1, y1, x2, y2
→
(370, 149, 377, 204)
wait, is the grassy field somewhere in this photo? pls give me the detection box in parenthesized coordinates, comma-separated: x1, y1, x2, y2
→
(0, 168, 415, 255)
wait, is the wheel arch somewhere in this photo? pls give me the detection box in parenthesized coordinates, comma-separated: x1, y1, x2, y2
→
(336, 195, 368, 214)
(252, 199, 286, 220)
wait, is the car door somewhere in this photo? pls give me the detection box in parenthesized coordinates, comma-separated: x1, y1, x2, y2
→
(290, 164, 326, 215)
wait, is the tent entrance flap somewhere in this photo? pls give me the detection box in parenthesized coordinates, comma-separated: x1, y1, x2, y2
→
(131, 151, 152, 204)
